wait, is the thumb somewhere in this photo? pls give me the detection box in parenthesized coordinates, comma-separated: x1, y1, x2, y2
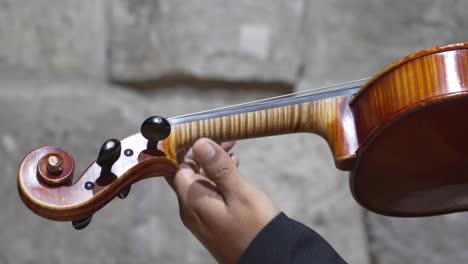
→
(192, 138, 244, 199)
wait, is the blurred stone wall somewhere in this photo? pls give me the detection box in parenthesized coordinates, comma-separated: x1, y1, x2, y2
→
(0, 1, 467, 263)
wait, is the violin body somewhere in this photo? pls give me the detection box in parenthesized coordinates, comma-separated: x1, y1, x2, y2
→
(350, 43, 468, 216)
(17, 43, 468, 226)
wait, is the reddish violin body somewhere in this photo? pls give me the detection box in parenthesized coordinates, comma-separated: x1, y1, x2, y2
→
(350, 44, 468, 216)
(17, 43, 468, 228)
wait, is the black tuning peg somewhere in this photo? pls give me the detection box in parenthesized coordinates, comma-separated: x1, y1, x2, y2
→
(117, 185, 131, 199)
(96, 139, 121, 186)
(96, 139, 121, 168)
(72, 215, 93, 230)
(140, 116, 171, 150)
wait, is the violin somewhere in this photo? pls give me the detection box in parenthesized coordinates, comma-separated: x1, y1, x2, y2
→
(17, 43, 468, 230)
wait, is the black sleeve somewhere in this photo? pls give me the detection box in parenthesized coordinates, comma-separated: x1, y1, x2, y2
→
(238, 212, 347, 264)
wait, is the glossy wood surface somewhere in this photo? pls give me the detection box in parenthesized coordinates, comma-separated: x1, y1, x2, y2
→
(351, 43, 468, 146)
(16, 42, 468, 222)
(18, 134, 178, 221)
(350, 43, 468, 216)
(352, 95, 468, 216)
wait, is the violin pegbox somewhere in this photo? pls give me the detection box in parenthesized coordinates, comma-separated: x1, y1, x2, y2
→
(17, 116, 178, 230)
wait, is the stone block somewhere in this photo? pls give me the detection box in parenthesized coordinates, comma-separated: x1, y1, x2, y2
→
(300, 0, 468, 88)
(0, 79, 145, 264)
(367, 212, 468, 264)
(109, 0, 304, 83)
(0, 0, 107, 77)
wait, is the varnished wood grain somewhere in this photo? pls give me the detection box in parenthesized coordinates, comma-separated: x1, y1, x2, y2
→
(18, 134, 178, 221)
(351, 43, 468, 146)
(350, 43, 468, 216)
(167, 94, 358, 170)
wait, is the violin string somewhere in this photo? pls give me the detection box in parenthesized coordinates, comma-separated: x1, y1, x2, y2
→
(169, 77, 370, 120)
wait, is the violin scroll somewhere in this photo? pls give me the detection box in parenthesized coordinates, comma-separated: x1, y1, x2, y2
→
(17, 116, 178, 229)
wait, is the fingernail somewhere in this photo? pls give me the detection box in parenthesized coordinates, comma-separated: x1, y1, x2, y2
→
(197, 140, 216, 161)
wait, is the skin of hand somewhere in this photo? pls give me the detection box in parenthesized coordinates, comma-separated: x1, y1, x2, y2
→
(164, 138, 280, 264)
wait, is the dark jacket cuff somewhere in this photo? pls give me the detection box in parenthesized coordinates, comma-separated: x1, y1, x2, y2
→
(238, 212, 347, 264)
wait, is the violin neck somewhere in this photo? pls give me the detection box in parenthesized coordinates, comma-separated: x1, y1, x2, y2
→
(168, 86, 362, 170)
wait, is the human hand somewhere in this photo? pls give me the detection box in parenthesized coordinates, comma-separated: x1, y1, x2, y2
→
(165, 138, 279, 264)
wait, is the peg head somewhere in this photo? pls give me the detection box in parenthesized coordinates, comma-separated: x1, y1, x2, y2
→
(140, 116, 171, 147)
(96, 139, 121, 168)
(36, 150, 74, 187)
(117, 185, 131, 199)
(72, 215, 93, 230)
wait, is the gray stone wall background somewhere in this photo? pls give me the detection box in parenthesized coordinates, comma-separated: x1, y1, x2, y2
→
(0, 1, 467, 263)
